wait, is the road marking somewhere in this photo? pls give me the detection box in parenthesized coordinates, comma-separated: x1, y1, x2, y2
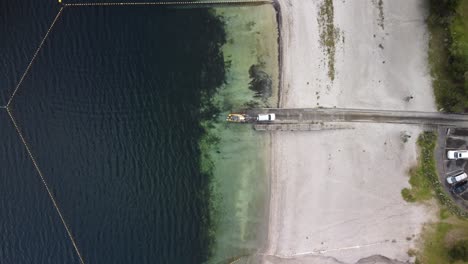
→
(257, 240, 388, 259)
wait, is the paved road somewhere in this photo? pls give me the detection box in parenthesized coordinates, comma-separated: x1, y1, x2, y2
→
(248, 108, 468, 127)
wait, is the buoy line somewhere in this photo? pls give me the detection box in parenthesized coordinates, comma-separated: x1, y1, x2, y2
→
(6, 107, 86, 264)
(63, 0, 272, 7)
(6, 7, 64, 107)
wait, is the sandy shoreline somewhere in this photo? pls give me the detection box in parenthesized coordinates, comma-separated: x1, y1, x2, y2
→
(262, 0, 437, 263)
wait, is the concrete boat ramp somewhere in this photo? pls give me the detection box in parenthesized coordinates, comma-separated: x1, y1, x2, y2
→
(248, 108, 468, 131)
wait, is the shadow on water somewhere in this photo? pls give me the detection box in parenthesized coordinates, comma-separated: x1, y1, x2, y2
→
(7, 3, 226, 264)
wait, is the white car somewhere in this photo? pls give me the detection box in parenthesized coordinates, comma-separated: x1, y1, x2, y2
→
(447, 150, 468, 160)
(257, 113, 275, 122)
(446, 172, 468, 185)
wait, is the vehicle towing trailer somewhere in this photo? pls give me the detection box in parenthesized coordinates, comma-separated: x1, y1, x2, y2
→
(226, 113, 275, 123)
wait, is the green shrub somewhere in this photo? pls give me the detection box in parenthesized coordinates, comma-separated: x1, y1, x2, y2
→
(448, 239, 468, 261)
(402, 132, 436, 202)
(428, 0, 468, 112)
(401, 188, 415, 202)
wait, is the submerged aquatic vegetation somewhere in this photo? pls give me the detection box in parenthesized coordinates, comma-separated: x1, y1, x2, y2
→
(200, 5, 279, 263)
(248, 64, 273, 102)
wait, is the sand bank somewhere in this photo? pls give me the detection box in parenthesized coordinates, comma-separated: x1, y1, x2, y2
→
(277, 0, 435, 111)
(264, 0, 437, 263)
(264, 125, 436, 263)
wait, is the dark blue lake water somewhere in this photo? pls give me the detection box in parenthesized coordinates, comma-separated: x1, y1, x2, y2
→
(0, 1, 225, 263)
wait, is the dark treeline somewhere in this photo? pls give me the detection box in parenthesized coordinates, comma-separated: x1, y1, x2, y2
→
(429, 0, 460, 16)
(428, 0, 468, 112)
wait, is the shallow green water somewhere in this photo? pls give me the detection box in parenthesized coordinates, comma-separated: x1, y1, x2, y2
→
(202, 5, 279, 263)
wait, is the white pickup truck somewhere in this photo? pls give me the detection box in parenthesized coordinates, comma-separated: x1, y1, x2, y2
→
(257, 113, 275, 122)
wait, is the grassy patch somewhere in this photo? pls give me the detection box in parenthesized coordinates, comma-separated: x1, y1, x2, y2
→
(417, 222, 453, 264)
(317, 0, 340, 81)
(416, 218, 468, 264)
(427, 0, 468, 112)
(402, 132, 437, 202)
(407, 164, 433, 201)
(378, 0, 384, 29)
(428, 19, 462, 112)
(450, 2, 468, 83)
(448, 239, 468, 262)
(372, 0, 384, 29)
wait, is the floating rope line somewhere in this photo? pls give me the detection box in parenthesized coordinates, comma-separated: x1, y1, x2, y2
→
(6, 7, 64, 107)
(2, 1, 273, 262)
(3, 6, 84, 262)
(6, 107, 85, 264)
(63, 0, 272, 7)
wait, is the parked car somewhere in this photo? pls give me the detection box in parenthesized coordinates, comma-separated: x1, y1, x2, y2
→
(447, 150, 468, 160)
(446, 172, 468, 185)
(451, 180, 468, 195)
